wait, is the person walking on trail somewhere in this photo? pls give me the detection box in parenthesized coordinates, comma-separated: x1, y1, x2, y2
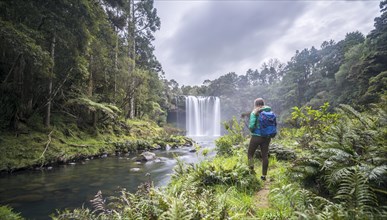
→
(248, 98, 275, 181)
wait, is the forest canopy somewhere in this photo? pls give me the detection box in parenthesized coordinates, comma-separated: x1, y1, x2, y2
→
(0, 0, 386, 129)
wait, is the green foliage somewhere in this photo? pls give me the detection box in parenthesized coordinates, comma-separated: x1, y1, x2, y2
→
(52, 182, 230, 219)
(215, 136, 233, 156)
(159, 193, 194, 220)
(51, 208, 98, 220)
(334, 167, 378, 215)
(291, 104, 387, 218)
(171, 154, 261, 193)
(0, 205, 24, 220)
(215, 117, 246, 155)
(0, 112, 192, 171)
(45, 103, 386, 219)
(291, 102, 339, 148)
(66, 97, 120, 119)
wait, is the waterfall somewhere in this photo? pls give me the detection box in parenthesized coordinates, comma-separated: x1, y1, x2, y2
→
(185, 96, 221, 136)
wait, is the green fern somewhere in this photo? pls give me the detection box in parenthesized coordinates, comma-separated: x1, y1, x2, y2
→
(159, 193, 193, 220)
(290, 104, 387, 218)
(334, 167, 379, 218)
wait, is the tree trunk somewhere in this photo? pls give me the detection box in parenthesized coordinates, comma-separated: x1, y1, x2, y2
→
(44, 35, 55, 127)
(129, 0, 136, 119)
(88, 55, 93, 97)
(114, 10, 119, 103)
(114, 32, 118, 103)
(88, 54, 97, 128)
(92, 111, 97, 128)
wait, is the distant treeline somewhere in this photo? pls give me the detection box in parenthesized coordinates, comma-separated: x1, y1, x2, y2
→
(165, 1, 387, 122)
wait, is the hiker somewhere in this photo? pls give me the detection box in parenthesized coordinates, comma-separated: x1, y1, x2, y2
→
(248, 98, 276, 181)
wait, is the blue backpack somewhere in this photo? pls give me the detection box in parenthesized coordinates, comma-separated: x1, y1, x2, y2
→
(258, 111, 277, 137)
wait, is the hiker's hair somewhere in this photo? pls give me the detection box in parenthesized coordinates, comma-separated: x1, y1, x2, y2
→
(254, 98, 265, 107)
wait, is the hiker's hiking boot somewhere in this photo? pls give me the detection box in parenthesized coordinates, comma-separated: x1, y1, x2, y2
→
(260, 176, 266, 181)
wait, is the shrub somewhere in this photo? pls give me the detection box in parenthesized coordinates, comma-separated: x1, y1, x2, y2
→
(291, 102, 339, 148)
(0, 206, 24, 220)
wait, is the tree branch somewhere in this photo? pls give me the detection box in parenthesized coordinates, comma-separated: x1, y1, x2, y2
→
(2, 54, 22, 85)
(39, 130, 53, 167)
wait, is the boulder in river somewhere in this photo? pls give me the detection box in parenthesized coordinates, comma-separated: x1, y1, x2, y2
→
(136, 152, 157, 162)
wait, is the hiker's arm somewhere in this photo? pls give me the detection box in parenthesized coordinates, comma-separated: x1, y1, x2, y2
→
(249, 112, 257, 131)
(252, 107, 262, 115)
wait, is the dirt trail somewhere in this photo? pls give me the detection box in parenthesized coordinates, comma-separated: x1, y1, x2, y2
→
(254, 180, 271, 209)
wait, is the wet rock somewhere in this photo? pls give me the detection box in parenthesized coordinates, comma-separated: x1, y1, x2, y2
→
(130, 168, 141, 172)
(134, 162, 142, 165)
(153, 145, 162, 150)
(136, 152, 157, 162)
(189, 149, 197, 153)
(69, 162, 76, 165)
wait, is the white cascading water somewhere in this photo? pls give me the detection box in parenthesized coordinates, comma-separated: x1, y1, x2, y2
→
(185, 96, 221, 136)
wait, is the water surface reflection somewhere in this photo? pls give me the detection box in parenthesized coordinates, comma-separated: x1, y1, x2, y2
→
(0, 136, 217, 219)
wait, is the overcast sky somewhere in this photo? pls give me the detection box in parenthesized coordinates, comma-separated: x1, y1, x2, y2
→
(153, 0, 381, 86)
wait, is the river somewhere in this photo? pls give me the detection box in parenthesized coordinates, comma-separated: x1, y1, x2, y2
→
(0, 136, 217, 220)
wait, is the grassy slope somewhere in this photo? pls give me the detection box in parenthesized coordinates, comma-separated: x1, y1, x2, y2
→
(0, 114, 188, 172)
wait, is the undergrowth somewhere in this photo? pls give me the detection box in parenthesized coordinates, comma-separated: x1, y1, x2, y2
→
(0, 113, 191, 172)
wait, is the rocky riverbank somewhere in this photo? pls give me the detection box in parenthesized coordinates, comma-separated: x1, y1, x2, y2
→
(0, 118, 193, 173)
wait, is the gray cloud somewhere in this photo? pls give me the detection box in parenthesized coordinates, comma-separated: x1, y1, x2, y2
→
(154, 1, 380, 86)
(165, 1, 307, 84)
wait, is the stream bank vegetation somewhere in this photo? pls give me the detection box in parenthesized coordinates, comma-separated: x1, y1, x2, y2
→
(0, 116, 193, 173)
(42, 102, 386, 219)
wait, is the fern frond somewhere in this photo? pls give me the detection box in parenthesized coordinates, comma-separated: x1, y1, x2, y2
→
(159, 193, 193, 220)
(90, 190, 107, 214)
(362, 164, 387, 183)
(326, 167, 354, 187)
(335, 167, 378, 212)
(339, 104, 373, 129)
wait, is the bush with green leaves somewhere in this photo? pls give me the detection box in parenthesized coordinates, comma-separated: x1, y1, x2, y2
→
(216, 117, 247, 155)
(291, 102, 339, 148)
